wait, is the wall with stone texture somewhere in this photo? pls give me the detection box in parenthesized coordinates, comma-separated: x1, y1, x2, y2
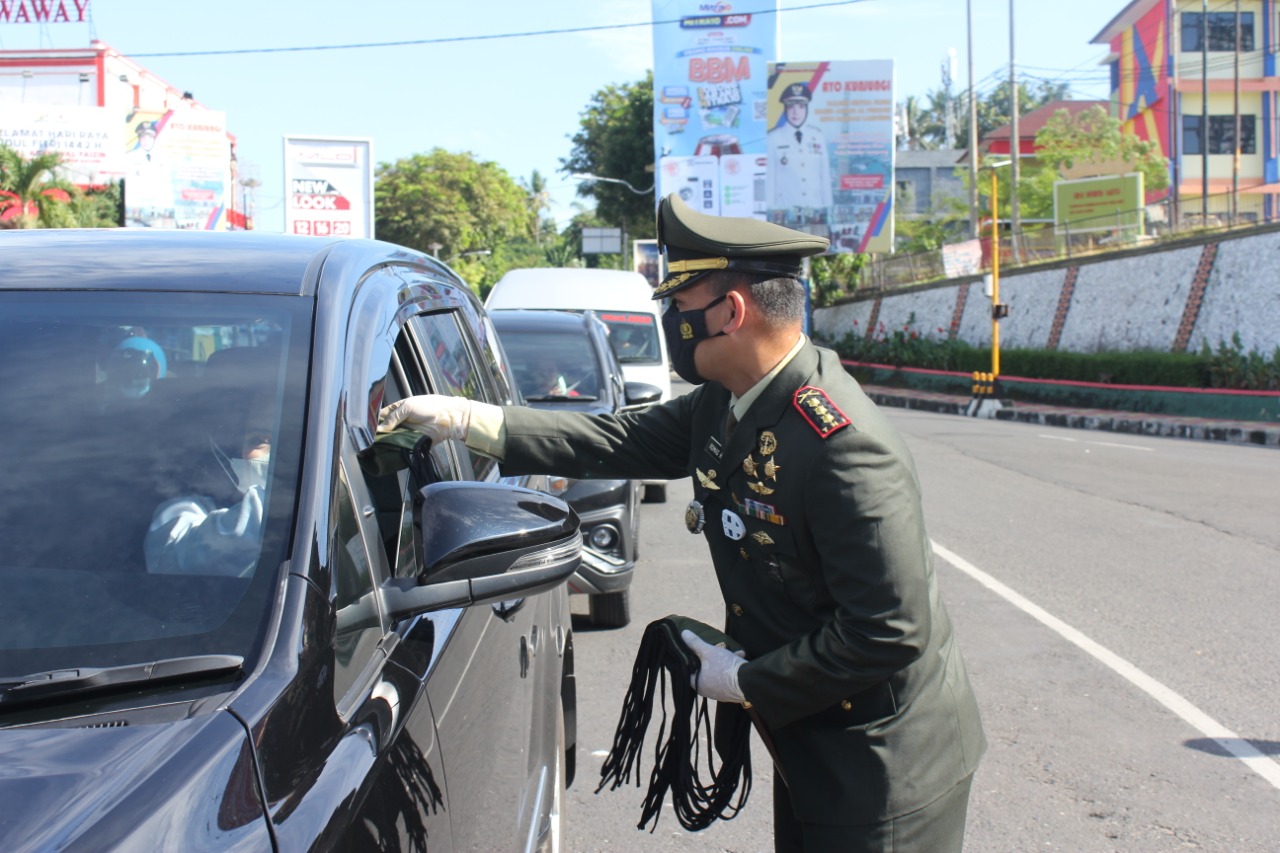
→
(1056, 245, 1200, 352)
(1194, 230, 1280, 354)
(812, 226, 1280, 356)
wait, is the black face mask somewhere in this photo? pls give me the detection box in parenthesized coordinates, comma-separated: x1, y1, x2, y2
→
(662, 294, 727, 386)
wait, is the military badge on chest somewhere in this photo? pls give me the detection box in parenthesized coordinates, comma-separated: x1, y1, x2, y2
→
(686, 467, 722, 534)
(742, 430, 781, 498)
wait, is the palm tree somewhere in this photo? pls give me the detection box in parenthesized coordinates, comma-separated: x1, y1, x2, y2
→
(899, 95, 950, 151)
(520, 169, 553, 244)
(0, 144, 75, 229)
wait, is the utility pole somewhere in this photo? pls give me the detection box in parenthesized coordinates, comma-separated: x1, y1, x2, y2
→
(1202, 0, 1209, 222)
(1233, 0, 1241, 224)
(1169, 0, 1180, 226)
(1008, 0, 1021, 262)
(967, 0, 980, 239)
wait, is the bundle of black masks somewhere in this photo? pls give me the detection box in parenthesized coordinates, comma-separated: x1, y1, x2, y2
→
(596, 614, 753, 832)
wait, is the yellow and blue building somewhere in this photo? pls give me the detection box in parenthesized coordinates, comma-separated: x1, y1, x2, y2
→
(1092, 0, 1280, 220)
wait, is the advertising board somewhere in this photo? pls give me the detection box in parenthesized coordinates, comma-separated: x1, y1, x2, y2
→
(0, 104, 121, 184)
(1053, 173, 1144, 234)
(651, 0, 776, 217)
(283, 136, 373, 239)
(766, 59, 895, 254)
(124, 108, 231, 230)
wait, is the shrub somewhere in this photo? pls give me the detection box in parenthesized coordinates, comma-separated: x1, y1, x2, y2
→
(822, 316, 1280, 390)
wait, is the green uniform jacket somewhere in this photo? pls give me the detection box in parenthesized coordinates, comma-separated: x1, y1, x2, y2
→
(497, 340, 985, 824)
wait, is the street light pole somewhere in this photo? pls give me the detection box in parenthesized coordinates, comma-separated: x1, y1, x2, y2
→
(991, 168, 1002, 377)
(570, 173, 655, 195)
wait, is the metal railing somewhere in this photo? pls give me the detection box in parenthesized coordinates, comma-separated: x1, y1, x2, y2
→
(855, 189, 1275, 293)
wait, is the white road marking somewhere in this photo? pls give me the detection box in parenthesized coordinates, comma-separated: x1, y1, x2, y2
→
(1089, 440, 1154, 451)
(932, 540, 1280, 792)
(1038, 433, 1153, 452)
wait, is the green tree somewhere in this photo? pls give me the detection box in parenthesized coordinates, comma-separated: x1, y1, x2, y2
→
(374, 148, 535, 263)
(518, 169, 556, 244)
(0, 144, 76, 229)
(70, 180, 123, 228)
(950, 79, 1072, 150)
(897, 95, 936, 151)
(995, 105, 1169, 221)
(561, 71, 656, 240)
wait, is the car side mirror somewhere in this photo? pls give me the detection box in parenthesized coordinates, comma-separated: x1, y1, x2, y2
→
(380, 482, 581, 621)
(623, 381, 663, 409)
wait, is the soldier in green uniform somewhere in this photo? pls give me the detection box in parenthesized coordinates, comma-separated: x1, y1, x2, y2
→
(380, 194, 986, 852)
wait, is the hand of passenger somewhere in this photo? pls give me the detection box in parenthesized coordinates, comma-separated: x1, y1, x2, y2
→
(681, 629, 747, 704)
(378, 394, 474, 443)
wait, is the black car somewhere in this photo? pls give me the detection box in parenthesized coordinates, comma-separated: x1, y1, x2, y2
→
(0, 230, 580, 851)
(490, 309, 662, 628)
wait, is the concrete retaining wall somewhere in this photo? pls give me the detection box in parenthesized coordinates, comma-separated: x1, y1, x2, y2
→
(813, 225, 1280, 355)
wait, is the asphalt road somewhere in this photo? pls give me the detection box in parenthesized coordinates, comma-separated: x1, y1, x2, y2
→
(562, 402, 1280, 852)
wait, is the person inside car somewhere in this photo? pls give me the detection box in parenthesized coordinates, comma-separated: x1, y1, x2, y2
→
(533, 356, 579, 398)
(143, 392, 273, 576)
(100, 333, 168, 404)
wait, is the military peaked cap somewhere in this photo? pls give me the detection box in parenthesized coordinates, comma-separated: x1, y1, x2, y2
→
(779, 82, 813, 104)
(654, 193, 829, 298)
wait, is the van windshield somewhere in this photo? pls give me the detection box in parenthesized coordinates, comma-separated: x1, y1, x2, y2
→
(598, 312, 663, 365)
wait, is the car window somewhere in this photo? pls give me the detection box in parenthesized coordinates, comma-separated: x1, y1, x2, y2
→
(501, 329, 603, 402)
(357, 330, 463, 582)
(0, 292, 308, 678)
(599, 312, 663, 365)
(410, 311, 500, 482)
(477, 313, 517, 405)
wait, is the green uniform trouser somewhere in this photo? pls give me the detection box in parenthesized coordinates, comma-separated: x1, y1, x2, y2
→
(772, 771, 974, 853)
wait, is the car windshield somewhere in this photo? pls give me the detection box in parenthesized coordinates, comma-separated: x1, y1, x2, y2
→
(598, 312, 662, 365)
(0, 291, 310, 680)
(501, 329, 603, 402)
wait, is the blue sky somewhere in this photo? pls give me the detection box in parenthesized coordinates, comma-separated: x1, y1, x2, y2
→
(1, 0, 1127, 231)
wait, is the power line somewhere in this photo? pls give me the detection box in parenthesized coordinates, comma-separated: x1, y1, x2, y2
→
(128, 0, 875, 59)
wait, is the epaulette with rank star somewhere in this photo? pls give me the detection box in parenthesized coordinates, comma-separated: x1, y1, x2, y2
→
(793, 385, 851, 438)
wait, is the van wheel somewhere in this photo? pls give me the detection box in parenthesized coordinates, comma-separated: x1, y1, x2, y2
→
(643, 483, 667, 503)
(588, 590, 631, 628)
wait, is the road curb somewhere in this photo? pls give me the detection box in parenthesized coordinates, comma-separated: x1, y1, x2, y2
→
(993, 408, 1280, 448)
(863, 385, 1280, 449)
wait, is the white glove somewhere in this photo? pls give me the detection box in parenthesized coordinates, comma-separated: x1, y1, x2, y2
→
(378, 394, 474, 443)
(681, 629, 747, 704)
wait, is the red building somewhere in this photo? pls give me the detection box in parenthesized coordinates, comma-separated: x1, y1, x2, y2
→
(0, 40, 249, 229)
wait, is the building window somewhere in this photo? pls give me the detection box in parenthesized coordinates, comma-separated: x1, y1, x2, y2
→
(1181, 12, 1254, 52)
(1183, 115, 1257, 155)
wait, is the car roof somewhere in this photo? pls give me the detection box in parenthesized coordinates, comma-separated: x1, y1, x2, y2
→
(0, 229, 351, 295)
(485, 267, 657, 311)
(489, 308, 602, 333)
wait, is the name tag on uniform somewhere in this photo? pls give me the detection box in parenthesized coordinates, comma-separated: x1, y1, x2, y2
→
(705, 435, 723, 461)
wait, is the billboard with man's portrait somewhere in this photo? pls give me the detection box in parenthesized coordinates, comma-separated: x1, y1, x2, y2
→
(766, 60, 895, 254)
(124, 108, 232, 230)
